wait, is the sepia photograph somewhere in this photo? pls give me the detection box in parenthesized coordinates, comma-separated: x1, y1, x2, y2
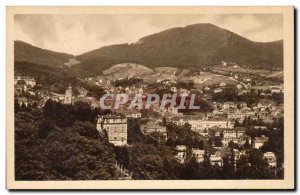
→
(6, 6, 294, 190)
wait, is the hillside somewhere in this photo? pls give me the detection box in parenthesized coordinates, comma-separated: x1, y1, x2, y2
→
(14, 41, 73, 67)
(73, 23, 283, 76)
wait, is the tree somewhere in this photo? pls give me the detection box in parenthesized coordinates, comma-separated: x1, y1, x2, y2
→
(43, 99, 57, 120)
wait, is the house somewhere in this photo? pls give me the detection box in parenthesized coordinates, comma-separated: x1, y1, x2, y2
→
(226, 109, 256, 122)
(210, 155, 223, 167)
(263, 152, 277, 167)
(253, 126, 268, 130)
(270, 86, 283, 94)
(64, 85, 73, 105)
(222, 101, 236, 110)
(222, 60, 227, 66)
(222, 127, 247, 146)
(253, 135, 269, 149)
(192, 148, 205, 163)
(236, 84, 243, 89)
(15, 83, 27, 94)
(219, 82, 226, 87)
(123, 109, 142, 118)
(96, 115, 127, 146)
(77, 87, 88, 98)
(205, 86, 210, 91)
(125, 112, 142, 118)
(170, 86, 177, 93)
(238, 102, 247, 108)
(17, 97, 28, 107)
(141, 122, 167, 140)
(214, 88, 223, 93)
(49, 92, 65, 102)
(14, 76, 36, 87)
(176, 118, 233, 132)
(175, 145, 187, 163)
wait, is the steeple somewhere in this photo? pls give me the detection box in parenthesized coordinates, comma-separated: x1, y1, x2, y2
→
(64, 84, 73, 105)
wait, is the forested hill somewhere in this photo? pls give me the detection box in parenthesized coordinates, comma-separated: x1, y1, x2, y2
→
(73, 23, 283, 76)
(15, 23, 283, 77)
(14, 40, 73, 67)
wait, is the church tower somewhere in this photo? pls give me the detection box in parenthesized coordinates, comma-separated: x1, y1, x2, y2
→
(64, 84, 73, 105)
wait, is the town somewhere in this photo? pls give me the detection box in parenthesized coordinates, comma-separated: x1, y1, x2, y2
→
(14, 61, 284, 180)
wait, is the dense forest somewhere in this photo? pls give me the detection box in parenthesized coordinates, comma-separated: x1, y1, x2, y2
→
(15, 97, 283, 180)
(15, 41, 73, 67)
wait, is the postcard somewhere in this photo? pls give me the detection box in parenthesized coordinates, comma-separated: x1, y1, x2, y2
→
(6, 6, 294, 190)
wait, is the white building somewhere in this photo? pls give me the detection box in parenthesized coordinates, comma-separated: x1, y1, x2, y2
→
(222, 128, 248, 146)
(214, 88, 223, 93)
(176, 118, 233, 132)
(175, 145, 187, 163)
(253, 135, 269, 149)
(141, 122, 167, 140)
(14, 76, 36, 87)
(192, 148, 205, 163)
(210, 155, 223, 167)
(96, 115, 127, 146)
(64, 85, 73, 105)
(263, 152, 277, 167)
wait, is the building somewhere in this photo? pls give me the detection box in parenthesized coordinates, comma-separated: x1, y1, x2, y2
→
(64, 85, 73, 105)
(17, 97, 28, 107)
(214, 88, 223, 93)
(222, 128, 247, 146)
(50, 92, 65, 103)
(270, 86, 283, 94)
(263, 152, 277, 167)
(253, 135, 269, 149)
(226, 109, 256, 122)
(175, 145, 187, 163)
(77, 87, 88, 98)
(210, 155, 223, 167)
(141, 122, 167, 140)
(14, 76, 36, 87)
(222, 101, 236, 110)
(238, 102, 247, 108)
(236, 84, 243, 89)
(125, 112, 142, 118)
(15, 83, 27, 94)
(96, 115, 127, 146)
(176, 118, 233, 132)
(219, 82, 226, 87)
(253, 126, 268, 130)
(192, 148, 205, 163)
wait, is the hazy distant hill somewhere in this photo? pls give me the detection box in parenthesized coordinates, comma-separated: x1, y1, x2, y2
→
(73, 23, 283, 76)
(14, 41, 73, 67)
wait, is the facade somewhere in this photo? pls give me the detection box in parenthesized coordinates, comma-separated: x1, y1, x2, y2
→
(176, 118, 233, 132)
(263, 152, 277, 167)
(210, 155, 223, 167)
(141, 122, 167, 140)
(64, 85, 73, 105)
(253, 136, 269, 149)
(192, 148, 205, 163)
(222, 101, 237, 110)
(175, 145, 187, 163)
(222, 128, 247, 146)
(14, 76, 36, 87)
(96, 115, 127, 146)
(214, 88, 223, 93)
(226, 109, 256, 122)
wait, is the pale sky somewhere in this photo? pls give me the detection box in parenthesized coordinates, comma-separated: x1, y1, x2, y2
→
(14, 14, 283, 55)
